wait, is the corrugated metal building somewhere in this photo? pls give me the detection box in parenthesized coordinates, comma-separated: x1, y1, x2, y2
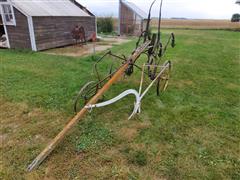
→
(0, 0, 96, 51)
(119, 0, 148, 36)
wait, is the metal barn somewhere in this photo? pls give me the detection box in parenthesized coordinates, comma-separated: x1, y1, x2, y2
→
(0, 0, 96, 51)
(119, 0, 148, 36)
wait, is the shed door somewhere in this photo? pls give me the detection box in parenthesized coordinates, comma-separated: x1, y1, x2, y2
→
(0, 12, 8, 48)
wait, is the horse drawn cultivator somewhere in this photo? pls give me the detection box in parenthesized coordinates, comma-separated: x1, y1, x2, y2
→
(28, 0, 176, 171)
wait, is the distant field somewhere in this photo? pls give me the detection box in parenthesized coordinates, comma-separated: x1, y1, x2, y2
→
(113, 18, 240, 30)
(152, 19, 240, 30)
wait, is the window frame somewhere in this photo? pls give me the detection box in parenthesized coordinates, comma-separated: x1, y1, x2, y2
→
(0, 3, 16, 26)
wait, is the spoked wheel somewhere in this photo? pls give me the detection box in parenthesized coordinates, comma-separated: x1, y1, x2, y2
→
(156, 61, 171, 96)
(73, 81, 99, 113)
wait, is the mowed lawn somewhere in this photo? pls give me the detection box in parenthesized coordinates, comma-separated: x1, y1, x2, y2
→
(0, 29, 239, 179)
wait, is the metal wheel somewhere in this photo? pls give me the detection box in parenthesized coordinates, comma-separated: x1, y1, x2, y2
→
(156, 61, 171, 95)
(73, 81, 98, 113)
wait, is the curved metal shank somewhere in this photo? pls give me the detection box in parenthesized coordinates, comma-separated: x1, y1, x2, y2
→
(85, 61, 171, 120)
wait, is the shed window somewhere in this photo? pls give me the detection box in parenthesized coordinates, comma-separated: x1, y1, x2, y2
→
(1, 4, 15, 25)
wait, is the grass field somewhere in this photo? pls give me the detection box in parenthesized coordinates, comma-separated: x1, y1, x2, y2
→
(1, 29, 240, 179)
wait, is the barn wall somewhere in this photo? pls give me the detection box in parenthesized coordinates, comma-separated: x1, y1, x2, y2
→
(0, 16, 4, 37)
(142, 19, 147, 33)
(120, 2, 134, 35)
(120, 2, 145, 36)
(33, 16, 96, 51)
(6, 7, 31, 49)
(133, 15, 144, 35)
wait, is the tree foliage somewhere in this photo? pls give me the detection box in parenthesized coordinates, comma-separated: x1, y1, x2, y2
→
(231, 13, 240, 22)
(97, 17, 114, 33)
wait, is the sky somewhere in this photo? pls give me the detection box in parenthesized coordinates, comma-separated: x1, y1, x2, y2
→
(78, 0, 240, 19)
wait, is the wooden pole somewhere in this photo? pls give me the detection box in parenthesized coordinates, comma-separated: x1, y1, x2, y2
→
(27, 41, 151, 171)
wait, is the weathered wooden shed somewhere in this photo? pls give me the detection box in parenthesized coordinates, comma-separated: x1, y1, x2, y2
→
(0, 0, 96, 51)
(119, 0, 148, 36)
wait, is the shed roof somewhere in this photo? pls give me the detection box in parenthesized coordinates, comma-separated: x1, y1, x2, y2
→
(9, 0, 91, 17)
(121, 0, 148, 19)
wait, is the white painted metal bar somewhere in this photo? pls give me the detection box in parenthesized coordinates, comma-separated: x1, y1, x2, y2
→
(85, 89, 140, 109)
(84, 61, 170, 119)
(85, 89, 141, 119)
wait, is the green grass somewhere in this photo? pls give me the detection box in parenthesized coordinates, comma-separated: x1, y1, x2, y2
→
(0, 29, 240, 179)
(75, 119, 116, 152)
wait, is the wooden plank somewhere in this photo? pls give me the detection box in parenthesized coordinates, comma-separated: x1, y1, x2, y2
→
(6, 7, 31, 49)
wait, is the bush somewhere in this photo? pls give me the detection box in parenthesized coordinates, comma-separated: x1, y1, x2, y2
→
(97, 17, 114, 33)
(231, 14, 240, 22)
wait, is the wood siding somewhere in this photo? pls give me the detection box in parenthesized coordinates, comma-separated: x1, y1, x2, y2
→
(0, 16, 3, 37)
(120, 2, 143, 36)
(120, 2, 134, 35)
(6, 7, 31, 49)
(33, 16, 96, 51)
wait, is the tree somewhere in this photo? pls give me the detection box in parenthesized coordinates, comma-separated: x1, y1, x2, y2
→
(231, 13, 240, 22)
(97, 17, 114, 33)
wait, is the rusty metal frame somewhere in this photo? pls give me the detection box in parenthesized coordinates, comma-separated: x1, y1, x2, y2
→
(27, 0, 176, 171)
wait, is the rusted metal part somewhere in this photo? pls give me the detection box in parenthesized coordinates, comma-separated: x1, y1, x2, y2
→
(93, 50, 127, 83)
(28, 0, 176, 171)
(73, 81, 96, 113)
(72, 26, 86, 44)
(73, 52, 129, 111)
(27, 41, 151, 172)
(140, 0, 175, 81)
(144, 0, 157, 42)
